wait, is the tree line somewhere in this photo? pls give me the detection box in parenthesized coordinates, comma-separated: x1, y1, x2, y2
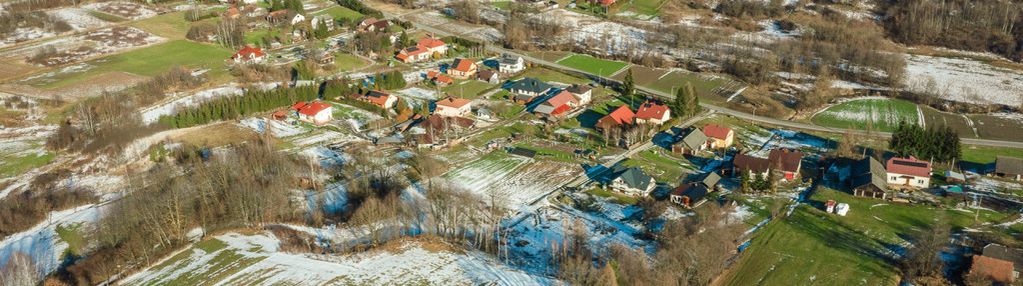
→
(888, 121, 962, 163)
(881, 0, 1023, 61)
(158, 85, 319, 128)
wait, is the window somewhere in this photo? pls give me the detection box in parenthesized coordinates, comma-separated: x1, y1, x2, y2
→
(918, 179, 924, 184)
(891, 176, 897, 180)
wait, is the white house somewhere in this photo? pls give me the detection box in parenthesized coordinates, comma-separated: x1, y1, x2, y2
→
(609, 167, 656, 196)
(885, 156, 931, 189)
(566, 84, 592, 105)
(291, 101, 333, 125)
(835, 203, 850, 216)
(434, 97, 472, 117)
(396, 38, 448, 63)
(290, 13, 306, 26)
(634, 101, 671, 125)
(311, 15, 334, 31)
(231, 46, 266, 64)
(498, 53, 525, 73)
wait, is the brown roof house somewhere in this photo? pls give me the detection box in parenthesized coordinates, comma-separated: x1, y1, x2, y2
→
(971, 255, 1016, 284)
(767, 149, 804, 181)
(995, 156, 1023, 181)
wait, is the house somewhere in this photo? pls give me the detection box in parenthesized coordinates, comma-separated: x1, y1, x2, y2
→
(357, 17, 389, 32)
(396, 38, 448, 63)
(565, 84, 592, 104)
(310, 15, 334, 31)
(426, 71, 453, 86)
(983, 244, 1023, 280)
(703, 124, 734, 148)
(476, 108, 494, 120)
(609, 167, 656, 196)
(885, 156, 931, 189)
(290, 101, 333, 125)
(434, 97, 472, 117)
(224, 6, 241, 19)
(767, 148, 803, 181)
(363, 90, 397, 109)
(290, 13, 306, 25)
(507, 77, 552, 102)
(448, 58, 478, 79)
(498, 53, 525, 73)
(596, 105, 634, 131)
(533, 90, 579, 119)
(634, 101, 671, 125)
(971, 255, 1015, 284)
(412, 116, 475, 149)
(266, 9, 289, 24)
(995, 156, 1023, 181)
(677, 128, 708, 154)
(732, 153, 770, 178)
(851, 157, 888, 199)
(670, 183, 709, 208)
(477, 69, 499, 84)
(231, 46, 266, 64)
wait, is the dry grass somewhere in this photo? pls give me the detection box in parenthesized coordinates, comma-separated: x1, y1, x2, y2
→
(172, 122, 259, 147)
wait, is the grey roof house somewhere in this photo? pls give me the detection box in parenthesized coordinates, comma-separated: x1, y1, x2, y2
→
(995, 156, 1023, 181)
(609, 167, 656, 196)
(851, 157, 888, 199)
(507, 77, 552, 99)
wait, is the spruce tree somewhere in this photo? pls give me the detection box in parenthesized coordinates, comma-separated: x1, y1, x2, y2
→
(622, 70, 635, 106)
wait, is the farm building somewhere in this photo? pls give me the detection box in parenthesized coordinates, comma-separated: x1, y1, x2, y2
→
(995, 156, 1023, 181)
(676, 128, 708, 155)
(499, 53, 525, 73)
(231, 46, 266, 64)
(507, 77, 552, 103)
(449, 58, 478, 79)
(291, 101, 333, 125)
(434, 97, 472, 117)
(885, 157, 931, 189)
(533, 90, 579, 119)
(565, 84, 592, 105)
(634, 101, 671, 125)
(703, 124, 734, 148)
(982, 244, 1023, 277)
(609, 166, 655, 196)
(851, 157, 888, 200)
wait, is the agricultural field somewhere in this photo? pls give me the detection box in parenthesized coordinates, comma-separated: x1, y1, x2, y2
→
(723, 188, 1013, 286)
(919, 106, 978, 138)
(904, 54, 1023, 107)
(443, 151, 581, 208)
(555, 54, 629, 77)
(614, 0, 667, 17)
(128, 11, 199, 39)
(525, 50, 572, 62)
(332, 53, 370, 72)
(967, 113, 1023, 142)
(513, 67, 590, 85)
(315, 6, 364, 21)
(810, 98, 920, 132)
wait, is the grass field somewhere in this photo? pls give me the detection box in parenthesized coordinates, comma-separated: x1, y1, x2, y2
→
(56, 223, 87, 257)
(129, 11, 199, 39)
(443, 80, 497, 99)
(127, 238, 266, 286)
(646, 71, 741, 103)
(920, 106, 978, 138)
(244, 29, 282, 46)
(620, 149, 694, 183)
(333, 52, 369, 72)
(315, 6, 363, 21)
(556, 54, 629, 77)
(0, 152, 54, 178)
(968, 114, 1023, 142)
(491, 1, 512, 10)
(961, 145, 1023, 164)
(723, 188, 1012, 286)
(514, 67, 591, 85)
(30, 40, 233, 89)
(615, 0, 667, 16)
(811, 98, 919, 132)
(525, 51, 572, 62)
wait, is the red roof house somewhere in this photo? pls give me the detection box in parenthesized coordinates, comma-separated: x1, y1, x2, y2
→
(448, 58, 478, 79)
(768, 148, 804, 180)
(597, 105, 635, 129)
(434, 97, 472, 117)
(703, 124, 734, 148)
(971, 255, 1015, 284)
(534, 90, 579, 118)
(634, 101, 671, 125)
(362, 91, 397, 109)
(232, 46, 266, 64)
(291, 101, 333, 125)
(886, 156, 932, 188)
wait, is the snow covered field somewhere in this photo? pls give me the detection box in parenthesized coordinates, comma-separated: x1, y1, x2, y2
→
(47, 8, 109, 31)
(904, 54, 1023, 107)
(442, 153, 581, 209)
(0, 204, 102, 283)
(121, 232, 554, 285)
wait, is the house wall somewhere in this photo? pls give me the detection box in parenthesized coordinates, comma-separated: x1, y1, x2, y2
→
(887, 172, 929, 188)
(610, 178, 654, 196)
(435, 105, 469, 117)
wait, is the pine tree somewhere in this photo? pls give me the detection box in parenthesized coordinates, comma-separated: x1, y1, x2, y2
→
(622, 70, 635, 106)
(684, 82, 700, 117)
(670, 85, 686, 118)
(270, 0, 284, 11)
(398, 30, 411, 47)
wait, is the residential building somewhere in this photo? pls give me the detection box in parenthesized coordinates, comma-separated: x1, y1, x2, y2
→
(426, 71, 453, 86)
(448, 58, 478, 79)
(634, 101, 671, 125)
(995, 156, 1023, 181)
(670, 183, 709, 208)
(434, 97, 472, 117)
(851, 157, 888, 199)
(732, 153, 769, 178)
(767, 148, 803, 181)
(266, 9, 289, 24)
(596, 105, 634, 131)
(290, 13, 306, 25)
(609, 167, 656, 196)
(396, 37, 448, 63)
(703, 124, 734, 148)
(290, 101, 333, 125)
(477, 69, 499, 84)
(677, 128, 708, 154)
(357, 17, 389, 32)
(533, 90, 579, 119)
(311, 15, 334, 31)
(983, 244, 1023, 280)
(231, 46, 266, 64)
(885, 156, 931, 188)
(363, 90, 397, 109)
(224, 6, 241, 19)
(565, 84, 592, 105)
(971, 255, 1015, 284)
(507, 77, 552, 102)
(498, 53, 525, 73)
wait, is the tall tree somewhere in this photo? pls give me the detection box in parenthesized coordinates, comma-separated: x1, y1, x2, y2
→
(622, 70, 635, 106)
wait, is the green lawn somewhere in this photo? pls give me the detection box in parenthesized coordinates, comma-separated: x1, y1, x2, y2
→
(616, 0, 666, 16)
(556, 54, 629, 77)
(88, 10, 126, 22)
(811, 98, 919, 132)
(0, 152, 54, 178)
(961, 145, 1023, 164)
(492, 1, 512, 10)
(244, 29, 282, 46)
(643, 71, 738, 103)
(56, 223, 87, 257)
(129, 11, 198, 39)
(315, 6, 363, 21)
(587, 187, 639, 205)
(515, 67, 591, 85)
(620, 149, 693, 183)
(333, 52, 368, 72)
(29, 40, 233, 89)
(724, 188, 1012, 286)
(443, 80, 497, 99)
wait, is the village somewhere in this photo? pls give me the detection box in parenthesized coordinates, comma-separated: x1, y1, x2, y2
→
(1, 0, 1023, 285)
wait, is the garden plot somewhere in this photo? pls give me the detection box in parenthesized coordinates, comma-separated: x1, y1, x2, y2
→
(330, 103, 383, 131)
(239, 117, 304, 138)
(122, 232, 553, 285)
(904, 54, 1023, 107)
(46, 8, 109, 31)
(810, 98, 920, 132)
(141, 85, 244, 124)
(443, 153, 581, 209)
(83, 1, 162, 20)
(0, 27, 57, 48)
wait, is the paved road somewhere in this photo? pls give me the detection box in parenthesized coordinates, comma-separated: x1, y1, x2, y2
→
(394, 15, 1023, 149)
